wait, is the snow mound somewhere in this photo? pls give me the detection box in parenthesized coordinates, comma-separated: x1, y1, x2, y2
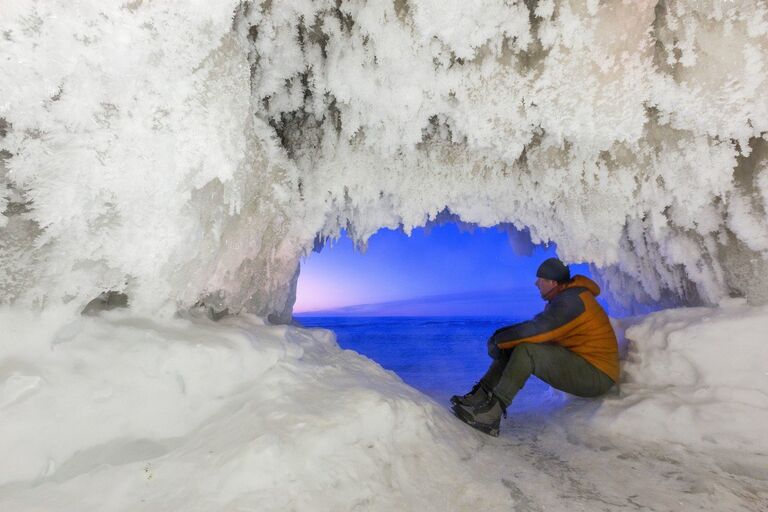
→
(597, 299, 768, 454)
(0, 307, 509, 511)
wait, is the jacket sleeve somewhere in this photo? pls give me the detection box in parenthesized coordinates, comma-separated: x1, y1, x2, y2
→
(489, 293, 585, 350)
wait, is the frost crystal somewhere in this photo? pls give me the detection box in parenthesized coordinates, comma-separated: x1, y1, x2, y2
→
(1, 1, 767, 319)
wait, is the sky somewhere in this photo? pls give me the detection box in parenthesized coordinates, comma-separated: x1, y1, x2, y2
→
(294, 222, 591, 317)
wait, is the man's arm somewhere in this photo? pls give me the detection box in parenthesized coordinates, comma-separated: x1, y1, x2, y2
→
(489, 294, 585, 351)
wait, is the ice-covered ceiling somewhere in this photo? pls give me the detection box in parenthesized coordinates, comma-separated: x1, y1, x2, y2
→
(1, 0, 767, 321)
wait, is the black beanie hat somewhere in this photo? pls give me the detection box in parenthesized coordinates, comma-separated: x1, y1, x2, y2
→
(536, 258, 571, 283)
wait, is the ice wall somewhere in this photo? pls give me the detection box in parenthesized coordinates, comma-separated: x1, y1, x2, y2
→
(1, 0, 767, 320)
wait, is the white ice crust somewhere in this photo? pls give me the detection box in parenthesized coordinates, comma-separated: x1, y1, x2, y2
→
(1, 1, 768, 318)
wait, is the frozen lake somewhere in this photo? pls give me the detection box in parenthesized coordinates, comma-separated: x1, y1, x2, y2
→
(295, 316, 556, 413)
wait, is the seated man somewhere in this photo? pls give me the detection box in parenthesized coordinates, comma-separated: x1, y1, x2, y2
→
(451, 258, 619, 436)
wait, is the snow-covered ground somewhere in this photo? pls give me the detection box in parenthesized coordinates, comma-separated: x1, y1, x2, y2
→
(1, 303, 766, 511)
(0, 307, 510, 510)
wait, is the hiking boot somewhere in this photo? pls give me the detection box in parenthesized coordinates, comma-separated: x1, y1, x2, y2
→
(450, 381, 490, 408)
(452, 392, 507, 437)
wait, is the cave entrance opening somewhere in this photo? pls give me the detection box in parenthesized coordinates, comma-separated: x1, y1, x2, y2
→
(294, 221, 592, 411)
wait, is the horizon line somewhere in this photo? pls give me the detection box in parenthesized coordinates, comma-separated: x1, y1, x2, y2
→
(293, 285, 540, 315)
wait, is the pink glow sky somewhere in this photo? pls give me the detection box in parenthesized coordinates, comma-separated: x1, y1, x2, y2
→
(294, 223, 590, 316)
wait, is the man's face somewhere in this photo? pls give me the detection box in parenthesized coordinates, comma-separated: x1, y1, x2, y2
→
(535, 277, 558, 298)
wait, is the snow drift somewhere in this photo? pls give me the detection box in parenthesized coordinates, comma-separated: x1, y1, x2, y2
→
(2, 1, 768, 320)
(0, 307, 512, 510)
(597, 299, 768, 454)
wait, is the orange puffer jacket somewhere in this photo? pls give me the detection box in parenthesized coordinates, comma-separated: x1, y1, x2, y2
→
(490, 275, 619, 382)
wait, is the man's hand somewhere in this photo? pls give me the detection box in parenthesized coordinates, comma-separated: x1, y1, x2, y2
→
(487, 337, 502, 359)
(489, 326, 511, 346)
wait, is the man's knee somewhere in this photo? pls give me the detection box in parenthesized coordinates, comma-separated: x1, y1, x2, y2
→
(514, 342, 539, 357)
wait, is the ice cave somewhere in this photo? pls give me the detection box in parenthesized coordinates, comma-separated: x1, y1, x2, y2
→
(1, 1, 767, 510)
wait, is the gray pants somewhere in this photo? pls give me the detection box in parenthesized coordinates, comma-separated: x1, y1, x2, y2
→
(481, 343, 615, 407)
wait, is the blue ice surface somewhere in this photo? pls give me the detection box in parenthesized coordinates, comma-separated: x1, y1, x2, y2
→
(295, 316, 562, 414)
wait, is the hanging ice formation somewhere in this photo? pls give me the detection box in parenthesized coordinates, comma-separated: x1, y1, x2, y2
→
(1, 0, 767, 321)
